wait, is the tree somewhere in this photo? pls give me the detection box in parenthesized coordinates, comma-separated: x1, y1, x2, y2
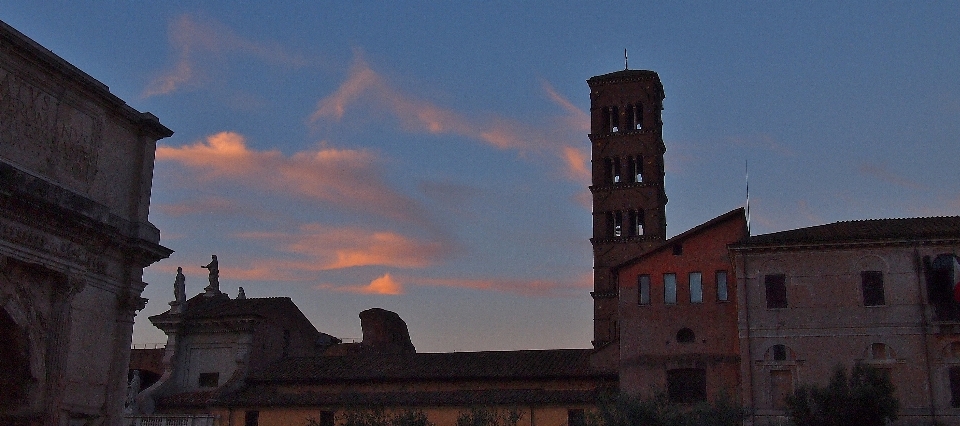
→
(786, 363, 899, 426)
(587, 391, 744, 426)
(455, 407, 522, 426)
(307, 408, 433, 426)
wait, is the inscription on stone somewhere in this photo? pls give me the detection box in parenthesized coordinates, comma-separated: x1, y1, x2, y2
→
(0, 219, 108, 275)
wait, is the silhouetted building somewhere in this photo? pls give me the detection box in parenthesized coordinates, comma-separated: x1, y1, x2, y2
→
(588, 69, 668, 353)
(0, 20, 172, 425)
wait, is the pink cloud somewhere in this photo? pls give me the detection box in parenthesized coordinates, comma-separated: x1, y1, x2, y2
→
(409, 273, 592, 297)
(309, 56, 590, 181)
(858, 162, 925, 190)
(156, 131, 428, 224)
(321, 273, 404, 295)
(144, 15, 308, 97)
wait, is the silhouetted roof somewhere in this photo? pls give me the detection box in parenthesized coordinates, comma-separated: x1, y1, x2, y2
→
(150, 294, 300, 322)
(588, 69, 661, 85)
(219, 387, 605, 408)
(735, 216, 960, 249)
(249, 349, 614, 384)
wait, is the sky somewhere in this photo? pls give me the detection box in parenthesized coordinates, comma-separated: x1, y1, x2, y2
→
(2, 2, 959, 353)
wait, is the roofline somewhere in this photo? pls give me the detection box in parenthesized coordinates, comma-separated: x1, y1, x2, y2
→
(612, 207, 746, 272)
(730, 237, 960, 253)
(0, 20, 173, 139)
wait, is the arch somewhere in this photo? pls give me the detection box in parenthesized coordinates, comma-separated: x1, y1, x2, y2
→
(864, 342, 896, 362)
(0, 307, 32, 408)
(764, 343, 795, 362)
(676, 327, 695, 343)
(854, 254, 889, 274)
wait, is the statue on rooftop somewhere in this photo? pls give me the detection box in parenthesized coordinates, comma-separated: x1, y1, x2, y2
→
(201, 255, 219, 293)
(173, 267, 186, 305)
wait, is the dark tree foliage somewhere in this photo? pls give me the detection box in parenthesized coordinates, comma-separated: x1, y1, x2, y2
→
(455, 408, 522, 426)
(786, 363, 899, 426)
(587, 391, 744, 426)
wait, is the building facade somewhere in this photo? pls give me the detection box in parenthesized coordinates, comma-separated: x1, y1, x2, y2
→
(0, 20, 172, 425)
(615, 209, 746, 402)
(732, 217, 960, 425)
(588, 69, 668, 352)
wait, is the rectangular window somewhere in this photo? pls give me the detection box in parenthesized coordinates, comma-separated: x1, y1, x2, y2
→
(198, 372, 219, 388)
(638, 275, 651, 305)
(245, 411, 260, 426)
(567, 409, 585, 426)
(716, 270, 729, 301)
(765, 274, 787, 309)
(664, 273, 677, 304)
(689, 272, 702, 303)
(319, 411, 335, 426)
(862, 271, 885, 306)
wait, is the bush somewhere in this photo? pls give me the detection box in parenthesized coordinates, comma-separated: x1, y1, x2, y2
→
(455, 407, 522, 426)
(587, 391, 745, 426)
(786, 363, 899, 426)
(307, 408, 433, 426)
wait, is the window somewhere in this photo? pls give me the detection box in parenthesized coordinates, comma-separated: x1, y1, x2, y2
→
(609, 106, 620, 132)
(318, 411, 335, 426)
(689, 272, 703, 303)
(567, 409, 585, 426)
(667, 368, 706, 403)
(635, 155, 644, 182)
(198, 372, 219, 388)
(638, 275, 651, 305)
(635, 103, 644, 130)
(612, 157, 622, 183)
(716, 270, 729, 301)
(676, 328, 695, 343)
(765, 274, 787, 309)
(612, 211, 623, 237)
(770, 370, 793, 410)
(862, 271, 885, 306)
(664, 273, 677, 304)
(245, 411, 260, 426)
(772, 344, 787, 361)
(672, 244, 683, 256)
(630, 209, 645, 236)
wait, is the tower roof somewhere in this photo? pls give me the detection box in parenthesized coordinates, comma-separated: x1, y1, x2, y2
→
(587, 69, 661, 86)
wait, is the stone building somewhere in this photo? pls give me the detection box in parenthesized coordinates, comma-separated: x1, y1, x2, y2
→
(731, 216, 960, 425)
(588, 69, 668, 355)
(614, 208, 747, 402)
(134, 285, 338, 417)
(0, 20, 172, 425)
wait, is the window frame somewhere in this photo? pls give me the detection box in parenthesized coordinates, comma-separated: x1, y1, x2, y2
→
(638, 275, 651, 305)
(716, 270, 729, 302)
(664, 273, 677, 305)
(861, 270, 886, 306)
(689, 272, 703, 303)
(764, 274, 787, 309)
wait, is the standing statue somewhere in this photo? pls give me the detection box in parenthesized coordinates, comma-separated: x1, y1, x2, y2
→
(201, 255, 219, 293)
(237, 286, 246, 299)
(173, 267, 186, 305)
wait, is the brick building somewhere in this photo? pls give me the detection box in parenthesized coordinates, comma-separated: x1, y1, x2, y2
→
(614, 208, 746, 402)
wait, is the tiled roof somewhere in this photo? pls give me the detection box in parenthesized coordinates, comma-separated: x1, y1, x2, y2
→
(219, 387, 605, 408)
(614, 208, 746, 271)
(249, 349, 613, 384)
(156, 390, 215, 408)
(737, 216, 960, 248)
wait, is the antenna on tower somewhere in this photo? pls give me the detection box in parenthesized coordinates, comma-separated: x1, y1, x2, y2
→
(745, 160, 751, 236)
(624, 49, 629, 70)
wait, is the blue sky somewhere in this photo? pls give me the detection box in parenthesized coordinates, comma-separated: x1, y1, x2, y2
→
(3, 2, 958, 352)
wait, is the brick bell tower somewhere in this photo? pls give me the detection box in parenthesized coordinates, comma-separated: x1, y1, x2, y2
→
(588, 69, 667, 348)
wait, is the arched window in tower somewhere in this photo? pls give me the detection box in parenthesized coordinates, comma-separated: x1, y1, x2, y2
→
(632, 209, 645, 236)
(612, 211, 623, 237)
(612, 157, 622, 183)
(609, 106, 620, 133)
(636, 156, 644, 182)
(635, 103, 644, 130)
(624, 104, 636, 130)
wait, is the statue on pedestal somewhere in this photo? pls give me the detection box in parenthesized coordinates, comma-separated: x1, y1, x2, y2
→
(201, 255, 219, 294)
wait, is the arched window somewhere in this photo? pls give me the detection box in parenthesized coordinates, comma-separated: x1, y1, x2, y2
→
(676, 328, 695, 343)
(635, 103, 644, 129)
(609, 106, 620, 133)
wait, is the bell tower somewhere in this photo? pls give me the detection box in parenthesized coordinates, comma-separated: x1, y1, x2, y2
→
(588, 69, 667, 348)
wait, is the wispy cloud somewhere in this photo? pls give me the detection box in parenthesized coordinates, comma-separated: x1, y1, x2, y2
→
(237, 223, 452, 272)
(858, 162, 925, 190)
(156, 131, 428, 224)
(144, 15, 309, 97)
(320, 273, 404, 295)
(309, 55, 590, 182)
(410, 273, 592, 297)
